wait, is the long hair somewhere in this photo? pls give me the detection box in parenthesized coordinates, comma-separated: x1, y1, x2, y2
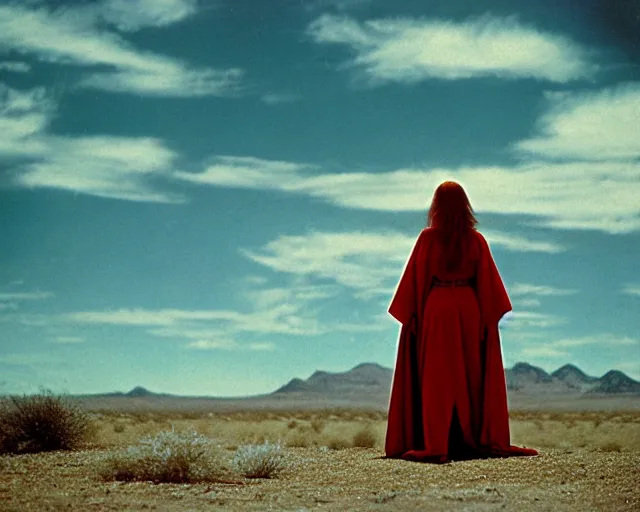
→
(426, 181, 478, 273)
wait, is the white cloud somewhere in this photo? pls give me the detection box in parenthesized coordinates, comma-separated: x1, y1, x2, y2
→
(0, 61, 30, 72)
(80, 68, 244, 98)
(550, 334, 637, 348)
(304, 0, 372, 12)
(518, 333, 638, 359)
(515, 84, 640, 161)
(66, 304, 324, 336)
(622, 284, 640, 296)
(307, 14, 595, 84)
(100, 0, 199, 32)
(519, 345, 567, 358)
(0, 4, 242, 97)
(509, 283, 578, 296)
(175, 155, 640, 234)
(175, 156, 314, 188)
(186, 339, 276, 351)
(53, 336, 84, 344)
(0, 291, 53, 301)
(481, 230, 566, 253)
(503, 311, 569, 330)
(260, 93, 301, 105)
(240, 230, 414, 293)
(512, 298, 541, 308)
(0, 84, 51, 156)
(0, 84, 184, 202)
(17, 135, 185, 203)
(239, 229, 561, 306)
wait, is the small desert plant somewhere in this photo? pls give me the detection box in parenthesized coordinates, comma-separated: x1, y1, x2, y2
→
(599, 441, 622, 453)
(326, 436, 351, 450)
(352, 424, 377, 448)
(286, 430, 313, 448)
(232, 440, 285, 478)
(310, 418, 325, 434)
(0, 391, 91, 454)
(98, 428, 230, 483)
(113, 423, 126, 434)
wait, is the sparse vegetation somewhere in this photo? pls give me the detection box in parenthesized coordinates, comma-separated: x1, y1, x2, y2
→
(326, 436, 351, 450)
(1, 407, 639, 510)
(310, 418, 325, 433)
(98, 428, 231, 484)
(0, 391, 92, 454)
(599, 441, 622, 452)
(232, 440, 286, 478)
(352, 423, 377, 448)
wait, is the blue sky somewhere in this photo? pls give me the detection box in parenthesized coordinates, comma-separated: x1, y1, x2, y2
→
(1, 0, 639, 396)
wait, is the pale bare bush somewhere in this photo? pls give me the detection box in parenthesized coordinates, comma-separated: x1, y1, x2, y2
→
(98, 428, 231, 484)
(232, 440, 286, 478)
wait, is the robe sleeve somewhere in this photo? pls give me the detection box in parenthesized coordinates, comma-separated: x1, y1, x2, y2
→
(475, 232, 512, 329)
(385, 229, 431, 458)
(475, 231, 513, 450)
(387, 229, 429, 334)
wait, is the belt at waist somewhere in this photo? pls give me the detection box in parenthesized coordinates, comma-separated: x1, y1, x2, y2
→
(432, 277, 474, 288)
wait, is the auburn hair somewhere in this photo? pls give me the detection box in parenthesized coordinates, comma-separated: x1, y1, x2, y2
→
(426, 181, 478, 272)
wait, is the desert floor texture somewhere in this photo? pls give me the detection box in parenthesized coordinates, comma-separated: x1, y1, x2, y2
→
(1, 408, 638, 511)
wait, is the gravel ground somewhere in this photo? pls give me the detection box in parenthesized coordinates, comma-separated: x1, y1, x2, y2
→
(1, 445, 638, 511)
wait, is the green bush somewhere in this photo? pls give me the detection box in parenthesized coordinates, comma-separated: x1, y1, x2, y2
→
(0, 391, 91, 454)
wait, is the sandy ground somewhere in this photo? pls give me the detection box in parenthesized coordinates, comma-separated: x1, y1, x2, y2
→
(1, 410, 638, 511)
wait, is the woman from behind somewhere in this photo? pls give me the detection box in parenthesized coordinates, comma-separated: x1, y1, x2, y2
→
(385, 181, 538, 463)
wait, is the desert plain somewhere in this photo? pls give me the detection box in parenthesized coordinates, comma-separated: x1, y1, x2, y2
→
(1, 399, 639, 512)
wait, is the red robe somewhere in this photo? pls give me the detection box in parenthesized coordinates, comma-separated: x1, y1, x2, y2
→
(385, 227, 538, 463)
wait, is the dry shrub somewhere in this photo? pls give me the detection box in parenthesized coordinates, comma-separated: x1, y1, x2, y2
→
(98, 429, 231, 484)
(287, 432, 313, 448)
(352, 424, 377, 448)
(326, 436, 351, 450)
(599, 441, 622, 453)
(0, 391, 92, 454)
(232, 441, 286, 478)
(287, 419, 298, 429)
(310, 418, 325, 434)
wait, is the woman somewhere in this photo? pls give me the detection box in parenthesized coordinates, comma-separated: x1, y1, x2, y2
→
(385, 181, 538, 463)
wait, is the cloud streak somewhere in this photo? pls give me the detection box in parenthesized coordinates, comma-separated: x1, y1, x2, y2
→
(1, 84, 184, 202)
(240, 229, 565, 308)
(307, 14, 596, 84)
(515, 83, 640, 161)
(175, 154, 640, 234)
(0, 3, 242, 97)
(519, 333, 638, 359)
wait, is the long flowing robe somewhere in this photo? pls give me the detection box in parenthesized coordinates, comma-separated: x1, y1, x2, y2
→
(385, 227, 538, 462)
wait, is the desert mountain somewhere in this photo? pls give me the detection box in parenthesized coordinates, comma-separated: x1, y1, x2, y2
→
(275, 363, 392, 399)
(587, 370, 640, 394)
(125, 386, 157, 398)
(551, 364, 598, 390)
(276, 362, 640, 398)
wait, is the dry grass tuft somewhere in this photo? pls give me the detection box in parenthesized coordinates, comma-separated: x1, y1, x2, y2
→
(352, 424, 377, 448)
